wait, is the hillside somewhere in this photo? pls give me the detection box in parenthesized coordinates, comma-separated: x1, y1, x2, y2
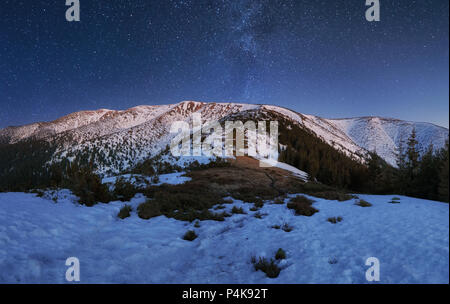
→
(0, 101, 447, 174)
(0, 109, 448, 284)
(327, 117, 449, 166)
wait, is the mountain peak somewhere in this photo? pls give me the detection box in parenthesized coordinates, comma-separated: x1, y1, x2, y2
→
(0, 102, 447, 171)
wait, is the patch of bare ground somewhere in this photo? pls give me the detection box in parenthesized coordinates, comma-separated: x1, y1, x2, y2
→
(138, 157, 350, 222)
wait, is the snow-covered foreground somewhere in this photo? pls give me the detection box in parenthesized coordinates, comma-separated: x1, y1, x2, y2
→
(0, 191, 448, 284)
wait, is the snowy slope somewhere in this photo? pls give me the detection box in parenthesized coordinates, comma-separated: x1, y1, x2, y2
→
(51, 101, 263, 174)
(0, 191, 448, 283)
(262, 105, 368, 162)
(0, 109, 111, 144)
(327, 117, 450, 166)
(0, 101, 447, 172)
(101, 172, 192, 188)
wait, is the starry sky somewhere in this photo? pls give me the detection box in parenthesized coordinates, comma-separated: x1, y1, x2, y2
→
(0, 0, 448, 128)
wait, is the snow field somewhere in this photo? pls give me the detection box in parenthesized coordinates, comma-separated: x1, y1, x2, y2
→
(0, 191, 448, 283)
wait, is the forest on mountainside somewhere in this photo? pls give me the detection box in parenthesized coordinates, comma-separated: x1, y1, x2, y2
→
(279, 122, 449, 202)
(0, 122, 448, 203)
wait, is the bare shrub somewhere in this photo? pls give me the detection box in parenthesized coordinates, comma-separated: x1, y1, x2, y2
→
(118, 205, 132, 219)
(355, 199, 372, 207)
(287, 195, 318, 216)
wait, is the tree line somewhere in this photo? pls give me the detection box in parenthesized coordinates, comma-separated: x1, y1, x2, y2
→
(279, 121, 449, 202)
(367, 129, 449, 202)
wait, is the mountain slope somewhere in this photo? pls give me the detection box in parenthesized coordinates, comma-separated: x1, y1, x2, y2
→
(0, 101, 448, 174)
(327, 117, 449, 166)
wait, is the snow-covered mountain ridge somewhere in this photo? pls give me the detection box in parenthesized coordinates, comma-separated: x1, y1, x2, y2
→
(0, 101, 447, 171)
(325, 116, 449, 166)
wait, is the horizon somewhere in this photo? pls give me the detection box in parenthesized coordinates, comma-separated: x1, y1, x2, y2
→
(1, 1, 449, 129)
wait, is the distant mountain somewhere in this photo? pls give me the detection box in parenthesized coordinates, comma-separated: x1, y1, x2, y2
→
(0, 101, 448, 174)
(325, 116, 449, 166)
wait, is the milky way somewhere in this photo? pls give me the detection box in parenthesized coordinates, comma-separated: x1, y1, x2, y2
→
(0, 0, 448, 128)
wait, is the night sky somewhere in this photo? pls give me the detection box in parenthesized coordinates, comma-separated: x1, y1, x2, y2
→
(0, 0, 448, 128)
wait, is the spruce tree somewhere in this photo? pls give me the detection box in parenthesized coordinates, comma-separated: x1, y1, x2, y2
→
(406, 128, 420, 172)
(403, 128, 420, 195)
(416, 145, 440, 199)
(394, 141, 408, 194)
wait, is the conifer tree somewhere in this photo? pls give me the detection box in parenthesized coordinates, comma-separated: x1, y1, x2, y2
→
(406, 128, 420, 173)
(415, 145, 440, 199)
(395, 140, 408, 193)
